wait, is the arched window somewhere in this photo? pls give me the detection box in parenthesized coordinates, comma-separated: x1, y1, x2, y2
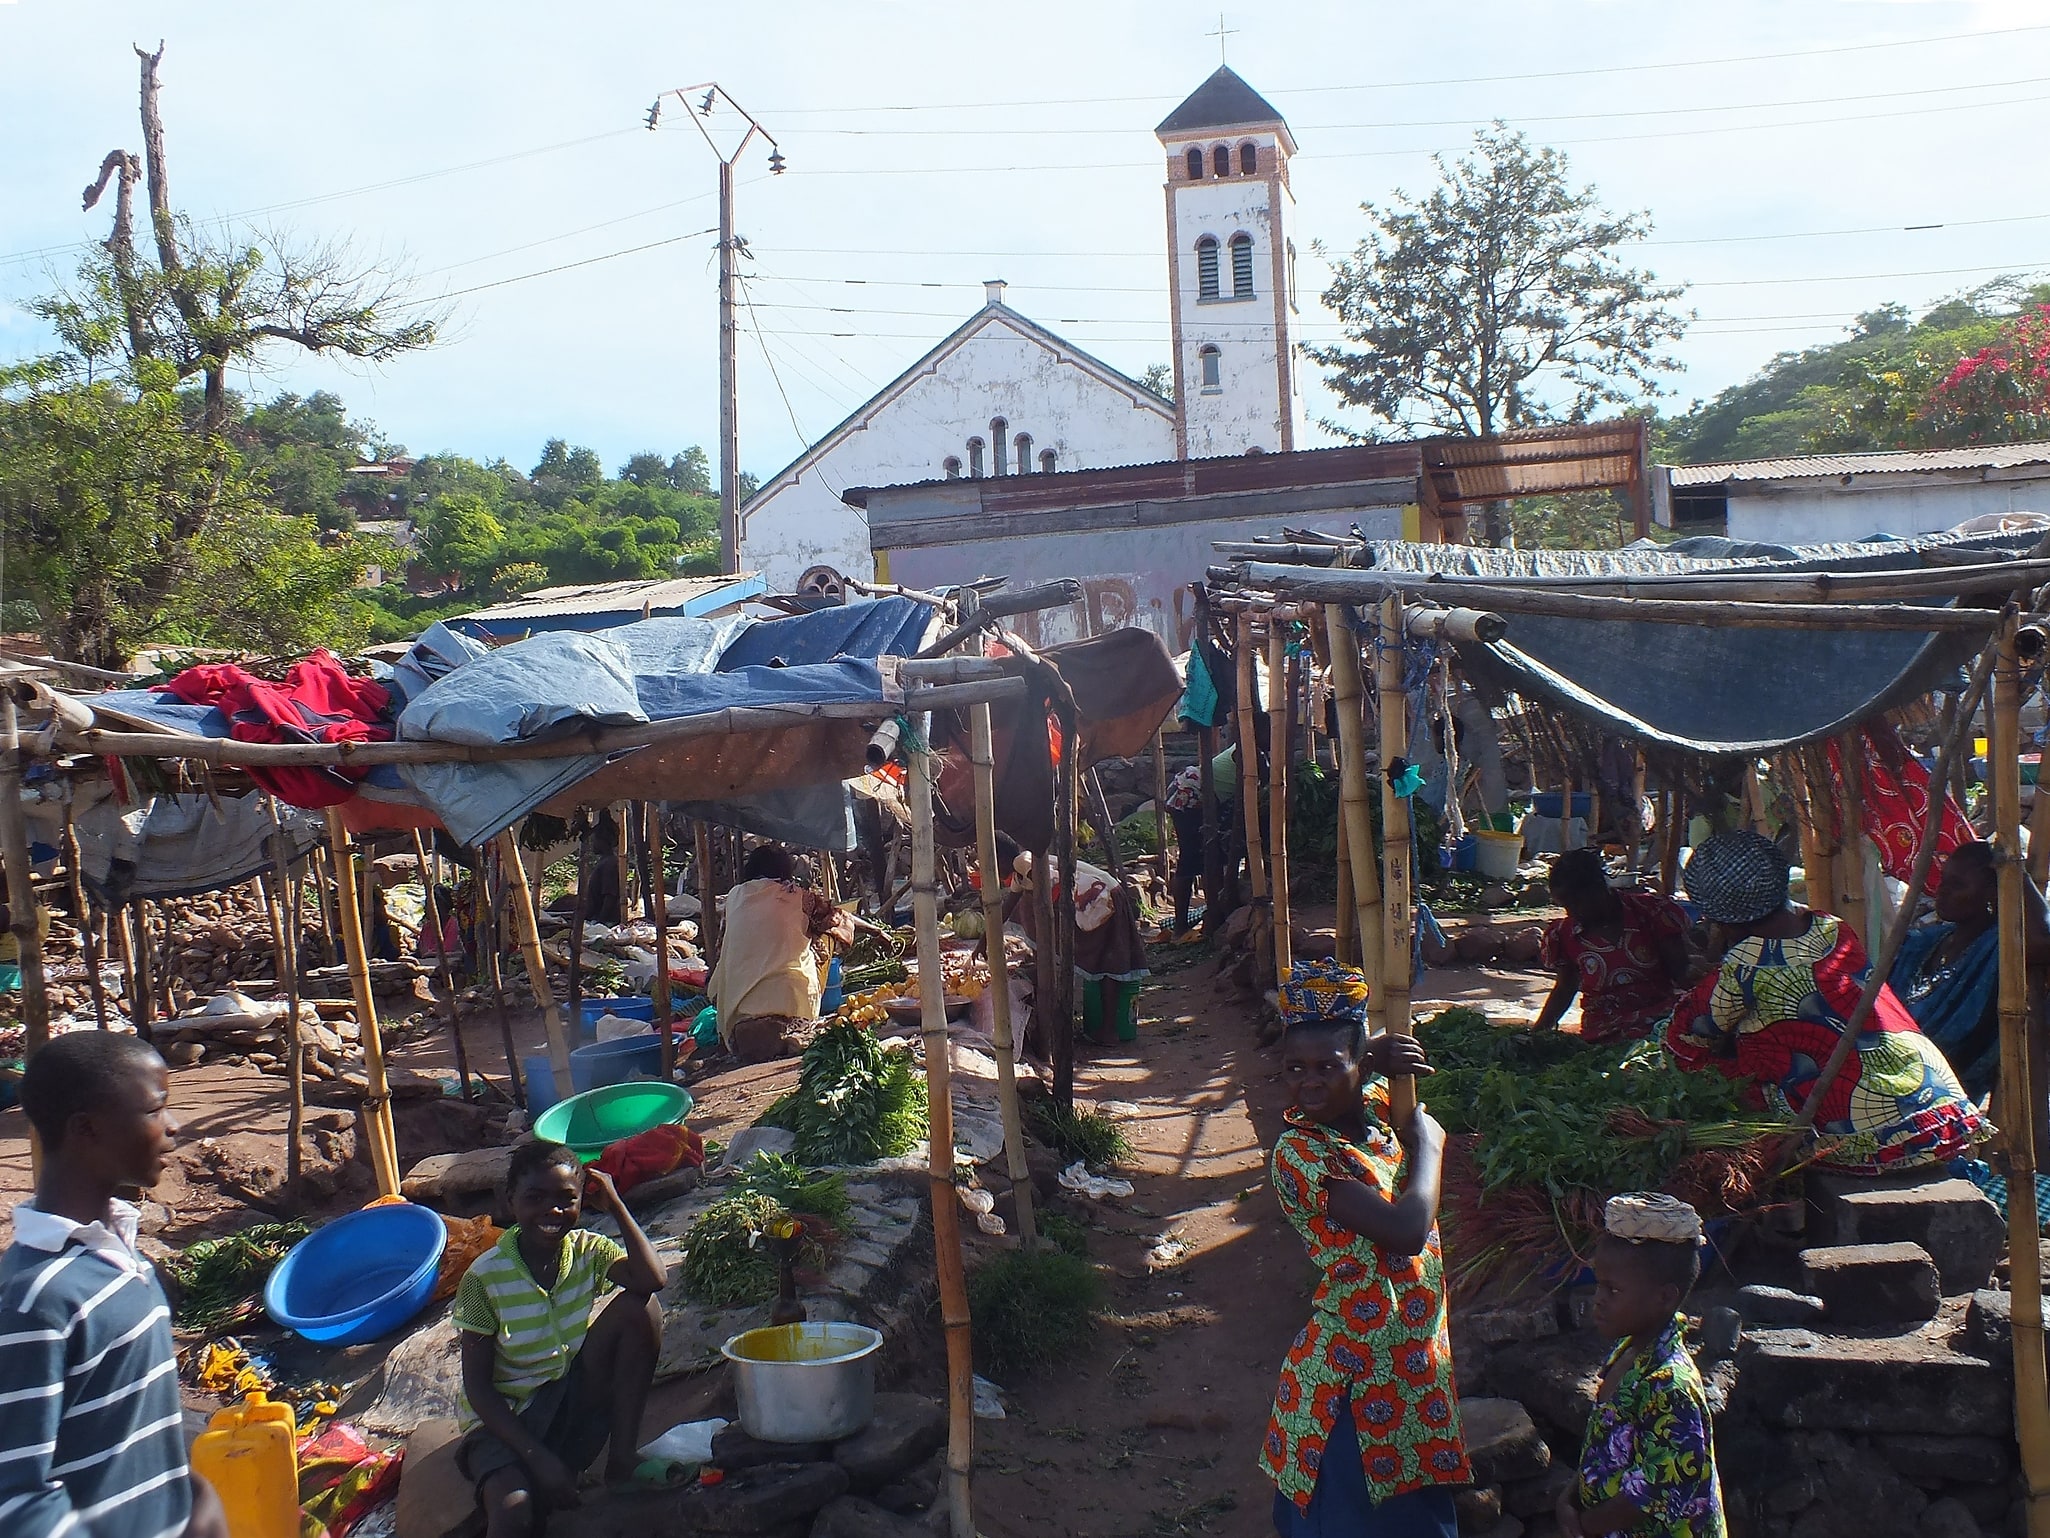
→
(943, 456, 962, 479)
(1015, 432, 1033, 473)
(990, 418, 1008, 476)
(1212, 144, 1230, 178)
(1039, 448, 1057, 474)
(1230, 232, 1255, 298)
(1185, 147, 1203, 180)
(1199, 345, 1222, 391)
(1239, 141, 1258, 175)
(1196, 236, 1220, 300)
(967, 438, 984, 478)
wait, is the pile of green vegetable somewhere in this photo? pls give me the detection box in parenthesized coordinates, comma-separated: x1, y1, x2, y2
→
(843, 929, 911, 992)
(678, 1160, 849, 1307)
(1025, 1099, 1131, 1171)
(967, 1247, 1103, 1376)
(757, 1020, 928, 1165)
(163, 1221, 311, 1331)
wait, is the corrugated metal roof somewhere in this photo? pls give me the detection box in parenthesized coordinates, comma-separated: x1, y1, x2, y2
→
(1668, 442, 2050, 488)
(460, 573, 762, 625)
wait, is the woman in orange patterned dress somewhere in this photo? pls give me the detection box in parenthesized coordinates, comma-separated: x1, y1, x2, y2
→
(1261, 967, 1472, 1537)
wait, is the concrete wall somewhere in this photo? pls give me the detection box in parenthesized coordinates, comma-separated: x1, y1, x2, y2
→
(738, 312, 1175, 592)
(882, 500, 1406, 653)
(1727, 477, 2050, 544)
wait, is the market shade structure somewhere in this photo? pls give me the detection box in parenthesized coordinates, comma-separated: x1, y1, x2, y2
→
(1217, 528, 2044, 755)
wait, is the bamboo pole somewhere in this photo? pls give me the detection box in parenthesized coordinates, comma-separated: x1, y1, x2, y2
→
(329, 821, 400, 1198)
(908, 711, 975, 1538)
(647, 805, 675, 1078)
(1196, 726, 1222, 927)
(411, 830, 473, 1100)
(0, 699, 49, 1058)
(971, 703, 1035, 1248)
(1992, 623, 2050, 1538)
(1658, 791, 1683, 896)
(126, 901, 153, 1042)
(1835, 736, 1871, 945)
(265, 810, 306, 1183)
(1052, 713, 1080, 1106)
(1325, 604, 1385, 1007)
(497, 829, 572, 1104)
(1376, 596, 1417, 1120)
(1084, 768, 1131, 892)
(1268, 625, 1294, 986)
(613, 803, 634, 923)
(61, 814, 110, 1031)
(1234, 616, 1270, 912)
(1333, 812, 1356, 967)
(694, 821, 722, 971)
(568, 818, 594, 1029)
(483, 847, 526, 1110)
(1153, 727, 1170, 881)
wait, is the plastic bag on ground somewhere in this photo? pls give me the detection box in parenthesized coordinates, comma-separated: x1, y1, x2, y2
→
(640, 1418, 728, 1468)
(1058, 1162, 1134, 1200)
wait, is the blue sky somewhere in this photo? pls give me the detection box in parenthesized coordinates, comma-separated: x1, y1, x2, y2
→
(2, 0, 2044, 480)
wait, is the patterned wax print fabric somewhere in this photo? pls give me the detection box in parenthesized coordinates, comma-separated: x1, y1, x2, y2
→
(1663, 913, 1989, 1173)
(1278, 960, 1369, 1027)
(1261, 1087, 1471, 1511)
(1825, 730, 1973, 894)
(1888, 921, 2001, 1100)
(1541, 890, 1689, 1045)
(1577, 1313, 1726, 1538)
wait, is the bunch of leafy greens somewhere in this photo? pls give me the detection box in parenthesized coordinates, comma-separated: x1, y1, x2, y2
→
(757, 1021, 928, 1166)
(163, 1221, 311, 1330)
(731, 1153, 850, 1227)
(1415, 1008, 1776, 1196)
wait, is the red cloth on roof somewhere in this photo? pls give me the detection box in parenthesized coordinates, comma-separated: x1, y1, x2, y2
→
(158, 649, 394, 808)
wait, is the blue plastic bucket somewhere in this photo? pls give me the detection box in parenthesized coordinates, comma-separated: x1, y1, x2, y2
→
(570, 1032, 662, 1093)
(1532, 792, 1593, 819)
(524, 1053, 565, 1115)
(820, 957, 845, 1015)
(264, 1202, 447, 1345)
(578, 996, 655, 1039)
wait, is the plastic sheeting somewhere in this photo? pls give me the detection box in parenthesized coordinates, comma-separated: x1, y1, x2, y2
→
(42, 786, 326, 905)
(713, 597, 932, 671)
(1356, 532, 2038, 756)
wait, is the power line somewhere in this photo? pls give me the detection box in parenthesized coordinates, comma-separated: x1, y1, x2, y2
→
(394, 229, 718, 309)
(756, 23, 2050, 114)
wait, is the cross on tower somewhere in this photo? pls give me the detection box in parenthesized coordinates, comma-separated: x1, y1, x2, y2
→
(1207, 12, 1238, 64)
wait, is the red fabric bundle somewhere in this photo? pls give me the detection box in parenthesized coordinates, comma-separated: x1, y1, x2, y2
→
(592, 1123, 705, 1194)
(1824, 728, 1973, 894)
(159, 650, 394, 808)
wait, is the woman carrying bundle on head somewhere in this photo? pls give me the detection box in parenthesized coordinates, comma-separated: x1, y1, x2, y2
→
(1535, 849, 1692, 1045)
(1260, 963, 1471, 1538)
(1664, 830, 1989, 1174)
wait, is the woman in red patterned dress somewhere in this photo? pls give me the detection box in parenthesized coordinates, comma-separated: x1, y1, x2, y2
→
(1535, 849, 1692, 1045)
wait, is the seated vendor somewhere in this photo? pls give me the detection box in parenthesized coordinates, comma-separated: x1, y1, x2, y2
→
(1888, 839, 2050, 1103)
(998, 835, 1150, 1048)
(1665, 830, 1989, 1174)
(1534, 849, 1690, 1044)
(707, 843, 855, 1065)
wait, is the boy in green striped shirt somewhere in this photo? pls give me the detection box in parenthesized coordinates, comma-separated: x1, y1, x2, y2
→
(454, 1141, 669, 1537)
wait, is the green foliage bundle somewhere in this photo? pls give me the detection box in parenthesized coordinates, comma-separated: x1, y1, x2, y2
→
(731, 1153, 851, 1226)
(967, 1248, 1103, 1377)
(163, 1221, 311, 1331)
(678, 1192, 796, 1307)
(756, 1022, 928, 1166)
(1025, 1099, 1132, 1171)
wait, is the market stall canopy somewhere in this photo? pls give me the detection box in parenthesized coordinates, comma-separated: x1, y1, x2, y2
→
(1219, 529, 2044, 757)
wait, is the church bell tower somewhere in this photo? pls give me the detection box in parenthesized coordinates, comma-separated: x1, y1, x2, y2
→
(1157, 66, 1304, 459)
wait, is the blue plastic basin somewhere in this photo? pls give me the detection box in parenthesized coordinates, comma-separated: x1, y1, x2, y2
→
(578, 996, 655, 1039)
(570, 1032, 662, 1093)
(264, 1202, 448, 1345)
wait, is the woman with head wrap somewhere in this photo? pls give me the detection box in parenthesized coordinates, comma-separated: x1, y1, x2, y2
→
(1534, 849, 1692, 1045)
(1663, 831, 1988, 1174)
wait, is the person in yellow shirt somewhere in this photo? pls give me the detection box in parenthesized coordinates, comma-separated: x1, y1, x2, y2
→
(707, 844, 855, 1064)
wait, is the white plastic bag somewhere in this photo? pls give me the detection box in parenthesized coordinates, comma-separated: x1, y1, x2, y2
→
(639, 1417, 727, 1467)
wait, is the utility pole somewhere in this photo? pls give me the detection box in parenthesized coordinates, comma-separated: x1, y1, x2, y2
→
(648, 83, 784, 576)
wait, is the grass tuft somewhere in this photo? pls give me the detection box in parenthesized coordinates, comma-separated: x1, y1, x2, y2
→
(967, 1248, 1103, 1378)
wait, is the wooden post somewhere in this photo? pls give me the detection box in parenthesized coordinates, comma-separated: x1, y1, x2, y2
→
(1659, 789, 1684, 896)
(907, 711, 975, 1538)
(1030, 843, 1060, 1083)
(1233, 615, 1270, 911)
(265, 809, 306, 1183)
(1152, 726, 1170, 881)
(1052, 711, 1080, 1109)
(1084, 768, 1131, 892)
(411, 830, 473, 1100)
(614, 803, 634, 923)
(1376, 595, 1417, 1120)
(695, 821, 722, 969)
(1268, 624, 1294, 986)
(497, 829, 572, 1104)
(1325, 603, 1385, 1009)
(1836, 735, 1871, 945)
(0, 699, 50, 1058)
(647, 804, 675, 1078)
(568, 818, 595, 1031)
(61, 815, 111, 1031)
(126, 902, 153, 1042)
(971, 702, 1035, 1248)
(1333, 812, 1356, 968)
(312, 842, 340, 966)
(1993, 624, 2050, 1536)
(329, 821, 400, 1198)
(483, 846, 526, 1110)
(1196, 726, 1222, 926)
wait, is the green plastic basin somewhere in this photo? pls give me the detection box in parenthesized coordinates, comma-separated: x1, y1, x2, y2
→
(531, 1080, 694, 1161)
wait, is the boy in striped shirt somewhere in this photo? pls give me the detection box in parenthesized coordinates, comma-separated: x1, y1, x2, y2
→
(0, 1032, 226, 1538)
(454, 1140, 668, 1537)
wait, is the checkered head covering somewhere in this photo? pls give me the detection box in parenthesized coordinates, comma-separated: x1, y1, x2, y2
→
(1682, 829, 1790, 925)
(1277, 960, 1369, 1027)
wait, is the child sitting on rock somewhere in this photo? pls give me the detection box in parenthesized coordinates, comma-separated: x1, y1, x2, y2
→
(455, 1141, 670, 1537)
(1559, 1193, 1725, 1538)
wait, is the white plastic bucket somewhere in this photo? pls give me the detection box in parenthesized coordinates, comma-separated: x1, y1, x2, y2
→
(1472, 829, 1524, 881)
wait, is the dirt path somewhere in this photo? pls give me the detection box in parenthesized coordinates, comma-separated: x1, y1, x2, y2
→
(973, 932, 1550, 1538)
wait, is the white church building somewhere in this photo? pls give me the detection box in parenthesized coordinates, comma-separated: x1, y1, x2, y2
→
(738, 66, 1311, 595)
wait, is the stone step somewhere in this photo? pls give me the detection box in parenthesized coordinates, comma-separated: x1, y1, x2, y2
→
(1799, 1242, 1942, 1326)
(1807, 1171, 2004, 1294)
(1731, 1327, 2011, 1435)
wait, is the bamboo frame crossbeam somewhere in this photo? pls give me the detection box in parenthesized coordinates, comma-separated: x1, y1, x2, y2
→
(1231, 565, 2003, 633)
(907, 711, 975, 1538)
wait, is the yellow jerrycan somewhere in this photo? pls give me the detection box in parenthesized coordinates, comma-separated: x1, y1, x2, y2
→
(190, 1391, 300, 1538)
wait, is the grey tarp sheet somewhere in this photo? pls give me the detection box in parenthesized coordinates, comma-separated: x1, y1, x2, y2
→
(29, 788, 326, 905)
(1352, 531, 2042, 756)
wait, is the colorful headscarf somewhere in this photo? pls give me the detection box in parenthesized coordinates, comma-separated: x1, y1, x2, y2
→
(1277, 960, 1369, 1026)
(1682, 829, 1790, 925)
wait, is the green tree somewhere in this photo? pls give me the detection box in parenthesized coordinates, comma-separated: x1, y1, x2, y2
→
(415, 495, 506, 595)
(1139, 363, 1175, 402)
(670, 446, 712, 494)
(1311, 125, 1688, 539)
